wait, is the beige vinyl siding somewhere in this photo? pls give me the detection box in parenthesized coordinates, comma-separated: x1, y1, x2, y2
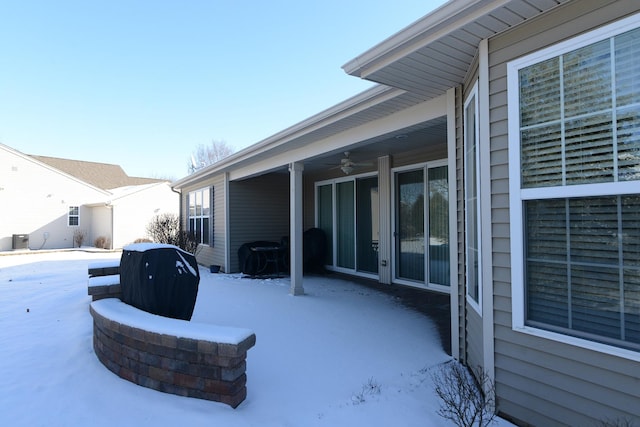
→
(453, 86, 466, 362)
(228, 172, 290, 272)
(461, 59, 484, 369)
(489, 0, 640, 424)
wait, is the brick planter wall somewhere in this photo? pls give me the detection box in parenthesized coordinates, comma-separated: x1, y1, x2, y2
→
(90, 298, 256, 408)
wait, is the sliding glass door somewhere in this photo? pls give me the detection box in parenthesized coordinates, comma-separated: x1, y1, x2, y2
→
(316, 161, 449, 290)
(316, 175, 379, 276)
(394, 162, 450, 289)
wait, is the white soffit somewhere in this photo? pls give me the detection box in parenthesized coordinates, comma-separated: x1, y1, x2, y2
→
(343, 0, 570, 97)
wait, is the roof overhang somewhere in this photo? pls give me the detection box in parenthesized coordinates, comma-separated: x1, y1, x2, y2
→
(343, 0, 569, 97)
(173, 0, 573, 189)
(172, 85, 445, 188)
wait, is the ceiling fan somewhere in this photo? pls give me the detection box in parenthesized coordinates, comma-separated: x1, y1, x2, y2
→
(331, 151, 373, 175)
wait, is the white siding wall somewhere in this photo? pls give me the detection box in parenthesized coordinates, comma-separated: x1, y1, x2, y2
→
(111, 183, 178, 248)
(0, 147, 107, 250)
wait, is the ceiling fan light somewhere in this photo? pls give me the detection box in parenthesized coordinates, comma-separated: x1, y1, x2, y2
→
(341, 165, 353, 175)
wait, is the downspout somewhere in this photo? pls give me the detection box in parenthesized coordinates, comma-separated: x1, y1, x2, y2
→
(171, 185, 183, 240)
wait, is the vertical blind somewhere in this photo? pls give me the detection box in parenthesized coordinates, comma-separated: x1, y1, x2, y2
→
(336, 181, 355, 269)
(317, 184, 334, 265)
(429, 166, 450, 286)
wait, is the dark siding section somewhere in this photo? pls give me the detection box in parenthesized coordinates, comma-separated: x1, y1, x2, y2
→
(228, 173, 290, 272)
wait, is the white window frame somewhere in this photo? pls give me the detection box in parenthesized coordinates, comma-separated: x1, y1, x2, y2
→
(508, 12, 640, 361)
(188, 187, 212, 246)
(315, 171, 379, 281)
(464, 81, 482, 315)
(68, 206, 80, 227)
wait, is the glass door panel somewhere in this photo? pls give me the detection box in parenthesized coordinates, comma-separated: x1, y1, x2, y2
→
(428, 166, 450, 286)
(336, 181, 355, 269)
(356, 177, 379, 274)
(396, 169, 425, 282)
(317, 184, 333, 265)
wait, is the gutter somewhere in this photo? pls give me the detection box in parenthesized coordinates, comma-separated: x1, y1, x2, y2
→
(342, 0, 507, 78)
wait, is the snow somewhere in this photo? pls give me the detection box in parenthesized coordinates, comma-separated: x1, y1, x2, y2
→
(0, 251, 515, 427)
(122, 242, 183, 252)
(91, 298, 254, 345)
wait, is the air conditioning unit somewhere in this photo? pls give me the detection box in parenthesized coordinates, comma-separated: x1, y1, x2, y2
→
(12, 234, 29, 250)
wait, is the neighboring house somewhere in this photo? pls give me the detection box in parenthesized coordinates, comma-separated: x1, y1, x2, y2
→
(0, 144, 178, 251)
(173, 1, 639, 425)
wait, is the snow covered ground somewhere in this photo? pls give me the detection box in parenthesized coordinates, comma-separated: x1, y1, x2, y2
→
(0, 251, 513, 426)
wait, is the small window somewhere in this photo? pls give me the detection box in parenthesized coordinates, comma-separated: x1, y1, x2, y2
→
(68, 206, 79, 227)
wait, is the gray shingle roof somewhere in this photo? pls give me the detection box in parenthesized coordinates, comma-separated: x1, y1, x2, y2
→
(31, 155, 165, 190)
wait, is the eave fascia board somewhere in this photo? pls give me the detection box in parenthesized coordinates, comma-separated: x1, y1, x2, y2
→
(342, 0, 510, 79)
(172, 84, 405, 189)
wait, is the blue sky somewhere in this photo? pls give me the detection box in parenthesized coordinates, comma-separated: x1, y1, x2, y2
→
(0, 0, 447, 180)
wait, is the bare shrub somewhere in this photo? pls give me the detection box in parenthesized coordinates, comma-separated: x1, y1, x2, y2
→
(94, 236, 110, 249)
(146, 213, 198, 254)
(351, 377, 381, 405)
(431, 360, 496, 427)
(133, 238, 152, 243)
(73, 229, 87, 248)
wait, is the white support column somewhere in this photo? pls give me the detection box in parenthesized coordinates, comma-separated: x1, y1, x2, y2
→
(377, 155, 392, 285)
(224, 172, 231, 274)
(289, 162, 304, 296)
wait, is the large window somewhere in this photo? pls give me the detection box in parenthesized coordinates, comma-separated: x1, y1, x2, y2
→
(509, 15, 640, 352)
(188, 187, 212, 245)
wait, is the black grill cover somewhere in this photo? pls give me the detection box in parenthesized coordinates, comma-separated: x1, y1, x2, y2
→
(120, 243, 200, 320)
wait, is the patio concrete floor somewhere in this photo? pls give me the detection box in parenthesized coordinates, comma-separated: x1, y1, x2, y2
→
(310, 271, 452, 356)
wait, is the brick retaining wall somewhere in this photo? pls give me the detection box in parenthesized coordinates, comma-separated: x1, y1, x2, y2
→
(90, 298, 256, 408)
(88, 261, 121, 301)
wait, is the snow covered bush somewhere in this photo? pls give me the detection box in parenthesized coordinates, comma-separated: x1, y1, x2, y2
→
(431, 360, 496, 427)
(145, 213, 198, 254)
